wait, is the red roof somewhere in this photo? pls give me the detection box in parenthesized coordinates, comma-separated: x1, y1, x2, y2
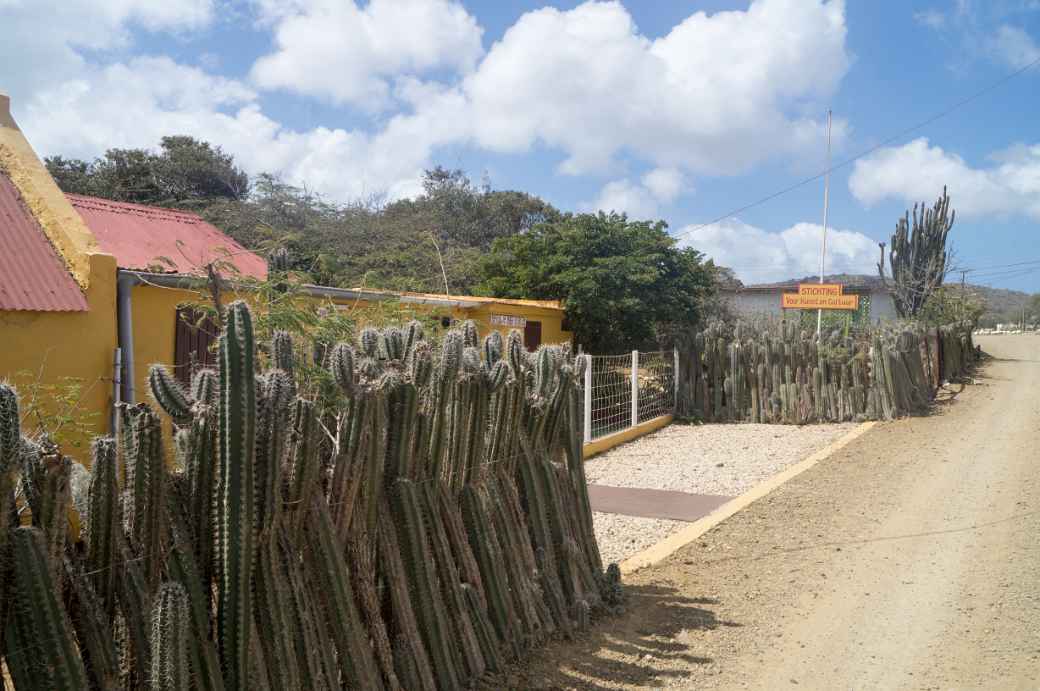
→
(0, 173, 88, 312)
(67, 194, 267, 280)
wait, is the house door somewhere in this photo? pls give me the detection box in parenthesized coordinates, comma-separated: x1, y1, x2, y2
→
(173, 306, 219, 386)
(524, 320, 541, 350)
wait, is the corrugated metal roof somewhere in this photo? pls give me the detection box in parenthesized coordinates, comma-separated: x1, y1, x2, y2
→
(67, 194, 267, 280)
(0, 172, 88, 312)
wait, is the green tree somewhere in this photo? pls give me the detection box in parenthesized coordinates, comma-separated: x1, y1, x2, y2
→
(45, 136, 248, 208)
(478, 212, 717, 353)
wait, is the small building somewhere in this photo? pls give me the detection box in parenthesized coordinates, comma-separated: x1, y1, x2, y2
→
(0, 93, 570, 450)
(720, 275, 899, 324)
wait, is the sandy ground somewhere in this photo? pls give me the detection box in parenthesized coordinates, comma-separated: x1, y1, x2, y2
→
(499, 334, 1040, 690)
(587, 422, 858, 565)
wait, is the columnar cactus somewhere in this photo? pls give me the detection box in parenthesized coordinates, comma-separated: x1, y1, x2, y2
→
(149, 364, 194, 425)
(7, 527, 90, 690)
(270, 330, 295, 374)
(151, 582, 191, 691)
(216, 300, 257, 691)
(86, 437, 120, 617)
(329, 342, 356, 396)
(0, 381, 18, 468)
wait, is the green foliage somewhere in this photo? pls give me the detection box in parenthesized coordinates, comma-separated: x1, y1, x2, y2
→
(9, 370, 99, 450)
(478, 212, 717, 353)
(45, 136, 248, 208)
(919, 285, 987, 327)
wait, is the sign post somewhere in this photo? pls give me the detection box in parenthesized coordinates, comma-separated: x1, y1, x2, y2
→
(782, 283, 858, 311)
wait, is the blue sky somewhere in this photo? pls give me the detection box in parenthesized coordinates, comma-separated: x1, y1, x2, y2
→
(2, 0, 1039, 291)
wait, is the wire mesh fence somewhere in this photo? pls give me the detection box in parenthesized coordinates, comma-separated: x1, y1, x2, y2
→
(588, 353, 632, 439)
(636, 351, 674, 424)
(585, 350, 675, 441)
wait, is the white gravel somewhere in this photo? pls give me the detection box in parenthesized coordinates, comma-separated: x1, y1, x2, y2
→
(588, 421, 859, 564)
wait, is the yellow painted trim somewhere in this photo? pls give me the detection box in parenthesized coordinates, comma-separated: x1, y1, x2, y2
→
(619, 420, 877, 575)
(0, 93, 99, 288)
(582, 414, 674, 460)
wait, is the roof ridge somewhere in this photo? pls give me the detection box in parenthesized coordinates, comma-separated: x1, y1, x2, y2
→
(66, 193, 201, 223)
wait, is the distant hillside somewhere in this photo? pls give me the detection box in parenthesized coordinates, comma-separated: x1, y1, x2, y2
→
(962, 283, 1031, 325)
(742, 273, 1033, 325)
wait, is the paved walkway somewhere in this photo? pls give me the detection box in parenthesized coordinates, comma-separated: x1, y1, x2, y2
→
(588, 484, 733, 522)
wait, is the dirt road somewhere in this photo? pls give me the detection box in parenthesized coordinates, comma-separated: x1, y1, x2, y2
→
(506, 334, 1040, 690)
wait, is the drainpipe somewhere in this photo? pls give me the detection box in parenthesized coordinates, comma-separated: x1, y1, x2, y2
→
(117, 271, 139, 405)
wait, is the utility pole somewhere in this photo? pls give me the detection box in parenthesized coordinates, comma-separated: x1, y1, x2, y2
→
(816, 109, 833, 338)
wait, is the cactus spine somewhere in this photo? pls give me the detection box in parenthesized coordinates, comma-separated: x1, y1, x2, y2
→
(216, 301, 257, 691)
(148, 364, 194, 425)
(8, 527, 90, 690)
(151, 582, 191, 691)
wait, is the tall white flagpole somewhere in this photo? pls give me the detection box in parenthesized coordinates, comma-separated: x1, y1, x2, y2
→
(816, 109, 833, 337)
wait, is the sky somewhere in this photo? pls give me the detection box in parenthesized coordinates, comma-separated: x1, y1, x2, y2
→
(2, 0, 1039, 291)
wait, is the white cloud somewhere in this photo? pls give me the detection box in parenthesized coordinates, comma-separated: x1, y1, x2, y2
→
(460, 0, 849, 176)
(679, 218, 878, 283)
(6, 0, 853, 206)
(641, 167, 685, 203)
(584, 179, 661, 219)
(989, 25, 1040, 68)
(19, 57, 440, 203)
(250, 0, 483, 109)
(849, 137, 1040, 219)
(582, 167, 688, 219)
(0, 0, 214, 100)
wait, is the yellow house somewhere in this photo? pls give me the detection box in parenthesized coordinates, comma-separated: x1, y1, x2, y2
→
(0, 94, 570, 452)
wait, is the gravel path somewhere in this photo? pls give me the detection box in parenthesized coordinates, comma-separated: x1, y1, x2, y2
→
(589, 421, 858, 564)
(497, 335, 1039, 690)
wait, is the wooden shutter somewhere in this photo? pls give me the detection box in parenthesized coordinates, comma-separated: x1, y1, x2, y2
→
(174, 306, 218, 386)
(523, 320, 542, 350)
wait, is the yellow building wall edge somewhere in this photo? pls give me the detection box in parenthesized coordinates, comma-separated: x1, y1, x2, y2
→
(0, 94, 99, 289)
(582, 414, 673, 460)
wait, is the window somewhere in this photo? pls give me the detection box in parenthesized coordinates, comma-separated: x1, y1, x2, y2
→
(524, 320, 542, 350)
(173, 306, 218, 386)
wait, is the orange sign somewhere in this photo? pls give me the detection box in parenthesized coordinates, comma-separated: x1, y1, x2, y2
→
(781, 292, 859, 310)
(797, 283, 843, 297)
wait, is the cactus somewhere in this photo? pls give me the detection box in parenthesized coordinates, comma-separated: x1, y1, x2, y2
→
(409, 341, 434, 387)
(122, 404, 166, 591)
(482, 331, 503, 365)
(462, 319, 479, 349)
(270, 330, 295, 374)
(383, 326, 406, 361)
(267, 247, 291, 273)
(191, 367, 219, 406)
(404, 319, 424, 358)
(216, 300, 257, 691)
(150, 582, 191, 691)
(149, 364, 195, 425)
(487, 360, 511, 393)
(329, 342, 356, 395)
(359, 326, 380, 358)
(0, 381, 18, 469)
(86, 438, 120, 618)
(7, 527, 90, 690)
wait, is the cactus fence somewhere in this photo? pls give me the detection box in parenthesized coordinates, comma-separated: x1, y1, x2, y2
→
(0, 306, 624, 691)
(675, 321, 977, 424)
(582, 350, 676, 442)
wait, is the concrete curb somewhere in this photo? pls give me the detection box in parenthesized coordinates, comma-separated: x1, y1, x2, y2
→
(618, 420, 878, 575)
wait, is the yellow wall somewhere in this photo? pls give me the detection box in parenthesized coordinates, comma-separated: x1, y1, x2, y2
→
(0, 253, 118, 455)
(461, 302, 571, 346)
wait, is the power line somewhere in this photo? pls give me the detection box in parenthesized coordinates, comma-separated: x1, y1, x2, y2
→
(673, 54, 1040, 243)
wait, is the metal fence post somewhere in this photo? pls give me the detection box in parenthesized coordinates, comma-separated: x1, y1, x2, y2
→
(673, 347, 680, 413)
(583, 353, 592, 444)
(631, 350, 639, 428)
